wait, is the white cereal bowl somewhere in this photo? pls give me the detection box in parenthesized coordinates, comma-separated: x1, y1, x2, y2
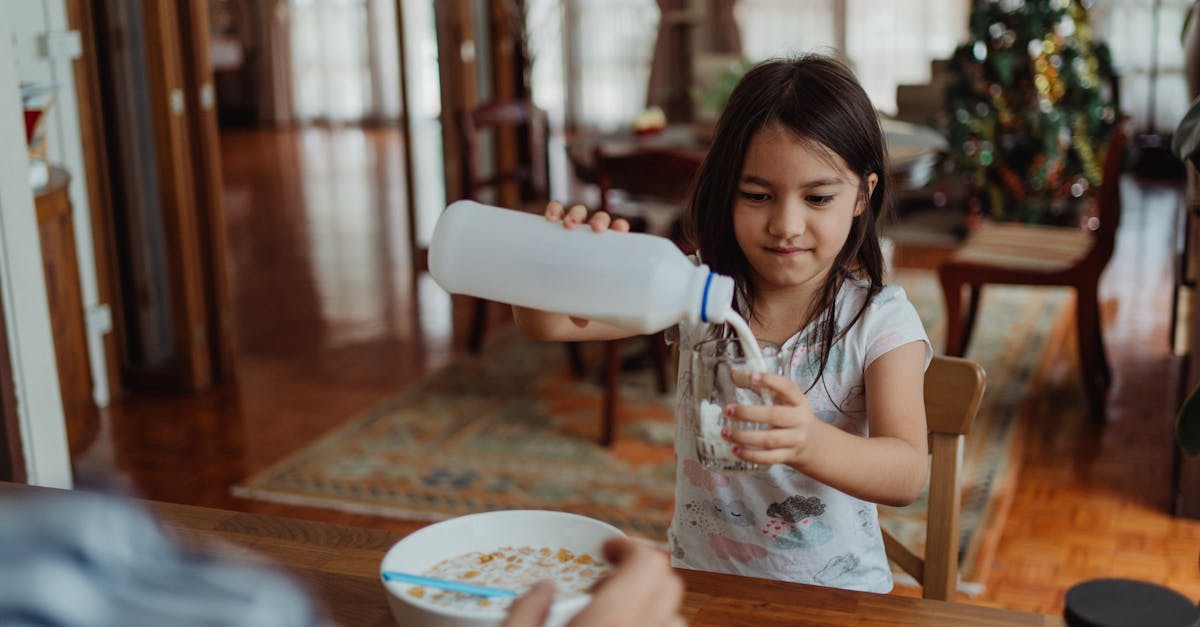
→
(380, 510, 625, 627)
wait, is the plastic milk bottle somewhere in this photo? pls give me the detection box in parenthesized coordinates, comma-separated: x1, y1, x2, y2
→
(428, 199, 741, 338)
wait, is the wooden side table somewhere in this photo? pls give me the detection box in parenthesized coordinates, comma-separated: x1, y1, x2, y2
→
(34, 165, 97, 457)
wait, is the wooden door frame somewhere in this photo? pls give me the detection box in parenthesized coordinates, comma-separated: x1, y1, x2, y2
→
(0, 3, 71, 486)
(64, 0, 124, 400)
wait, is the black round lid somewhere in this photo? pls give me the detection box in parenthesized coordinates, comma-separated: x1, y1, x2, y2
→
(1064, 578, 1200, 627)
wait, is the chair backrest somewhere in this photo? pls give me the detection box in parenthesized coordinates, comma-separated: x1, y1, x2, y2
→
(457, 99, 549, 206)
(591, 145, 703, 216)
(591, 145, 703, 245)
(882, 354, 986, 601)
(1084, 122, 1129, 270)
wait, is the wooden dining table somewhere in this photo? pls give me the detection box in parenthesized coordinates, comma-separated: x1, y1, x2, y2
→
(0, 482, 1062, 626)
(565, 117, 948, 192)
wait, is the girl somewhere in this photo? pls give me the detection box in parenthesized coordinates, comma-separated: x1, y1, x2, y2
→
(513, 55, 931, 593)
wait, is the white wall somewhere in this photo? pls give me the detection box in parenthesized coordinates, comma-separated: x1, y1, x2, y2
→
(5, 0, 111, 407)
(0, 0, 72, 487)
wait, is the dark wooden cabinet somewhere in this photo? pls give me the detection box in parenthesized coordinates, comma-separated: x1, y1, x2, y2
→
(35, 166, 97, 457)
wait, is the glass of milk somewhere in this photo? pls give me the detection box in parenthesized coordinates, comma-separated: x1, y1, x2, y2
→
(690, 336, 781, 473)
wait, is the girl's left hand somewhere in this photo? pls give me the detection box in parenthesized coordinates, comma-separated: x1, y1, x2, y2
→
(722, 370, 818, 467)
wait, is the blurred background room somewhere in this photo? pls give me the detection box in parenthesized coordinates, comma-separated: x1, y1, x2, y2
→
(1, 0, 1198, 619)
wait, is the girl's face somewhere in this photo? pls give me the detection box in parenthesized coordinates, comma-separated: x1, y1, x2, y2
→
(732, 123, 877, 295)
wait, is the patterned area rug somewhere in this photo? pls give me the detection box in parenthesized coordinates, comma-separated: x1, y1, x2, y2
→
(234, 269, 1069, 590)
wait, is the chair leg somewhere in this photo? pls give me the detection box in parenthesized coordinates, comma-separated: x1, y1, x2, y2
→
(1095, 320, 1113, 390)
(959, 284, 981, 356)
(468, 297, 489, 354)
(1075, 284, 1109, 422)
(924, 432, 963, 601)
(599, 340, 621, 447)
(1090, 294, 1113, 390)
(565, 343, 586, 378)
(939, 269, 967, 357)
(649, 332, 670, 394)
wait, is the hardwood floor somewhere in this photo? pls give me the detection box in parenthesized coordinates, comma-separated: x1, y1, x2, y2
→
(73, 126, 1200, 617)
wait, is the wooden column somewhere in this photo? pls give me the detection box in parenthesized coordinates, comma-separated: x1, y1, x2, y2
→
(177, 0, 238, 383)
(394, 0, 420, 278)
(434, 0, 477, 217)
(138, 0, 212, 391)
(489, 0, 521, 207)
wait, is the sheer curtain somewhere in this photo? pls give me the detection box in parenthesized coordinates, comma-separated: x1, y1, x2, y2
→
(1089, 0, 1190, 135)
(734, 0, 967, 113)
(843, 0, 966, 114)
(288, 0, 402, 123)
(525, 0, 661, 199)
(541, 0, 966, 124)
(560, 0, 661, 131)
(735, 0, 840, 59)
(735, 0, 1188, 132)
(544, 0, 1179, 130)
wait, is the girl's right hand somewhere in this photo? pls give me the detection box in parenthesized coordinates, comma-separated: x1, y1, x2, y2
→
(541, 202, 631, 328)
(545, 201, 631, 233)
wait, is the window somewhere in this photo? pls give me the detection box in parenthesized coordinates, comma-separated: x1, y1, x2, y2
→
(289, 0, 402, 122)
(734, 0, 967, 113)
(528, 0, 660, 132)
(1091, 0, 1190, 134)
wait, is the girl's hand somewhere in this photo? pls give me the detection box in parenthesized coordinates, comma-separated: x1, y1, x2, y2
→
(542, 202, 631, 328)
(722, 370, 818, 467)
(544, 201, 631, 233)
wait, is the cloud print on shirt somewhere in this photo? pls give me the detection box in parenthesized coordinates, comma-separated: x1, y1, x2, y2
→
(766, 495, 826, 523)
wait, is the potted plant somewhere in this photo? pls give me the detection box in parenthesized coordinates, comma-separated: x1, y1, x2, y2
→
(1172, 88, 1200, 171)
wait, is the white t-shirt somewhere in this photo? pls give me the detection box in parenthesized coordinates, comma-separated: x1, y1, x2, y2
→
(667, 278, 932, 593)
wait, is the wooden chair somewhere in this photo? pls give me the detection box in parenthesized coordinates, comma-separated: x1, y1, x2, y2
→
(937, 123, 1128, 422)
(457, 99, 548, 354)
(458, 99, 549, 216)
(592, 144, 703, 244)
(882, 354, 987, 601)
(590, 145, 704, 445)
(454, 99, 586, 380)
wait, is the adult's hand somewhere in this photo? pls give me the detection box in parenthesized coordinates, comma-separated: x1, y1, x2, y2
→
(501, 537, 685, 627)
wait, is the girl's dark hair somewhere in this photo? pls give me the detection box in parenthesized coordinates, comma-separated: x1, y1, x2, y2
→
(683, 54, 891, 389)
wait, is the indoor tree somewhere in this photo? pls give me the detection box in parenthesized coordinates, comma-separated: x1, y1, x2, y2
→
(944, 0, 1121, 225)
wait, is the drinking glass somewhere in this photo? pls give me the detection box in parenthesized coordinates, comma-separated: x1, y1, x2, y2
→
(690, 336, 781, 473)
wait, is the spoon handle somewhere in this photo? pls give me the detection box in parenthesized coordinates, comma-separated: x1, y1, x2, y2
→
(381, 571, 519, 598)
